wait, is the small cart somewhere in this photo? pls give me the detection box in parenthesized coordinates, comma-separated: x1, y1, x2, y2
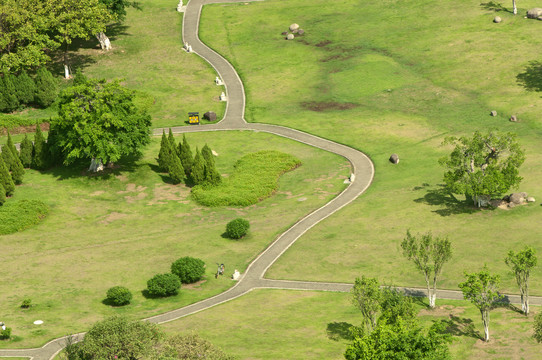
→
(188, 112, 200, 125)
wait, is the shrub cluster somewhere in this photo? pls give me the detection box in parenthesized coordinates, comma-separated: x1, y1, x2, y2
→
(106, 286, 133, 306)
(0, 327, 11, 340)
(0, 68, 58, 113)
(157, 131, 221, 187)
(171, 257, 206, 284)
(146, 273, 181, 297)
(0, 199, 49, 235)
(225, 218, 250, 239)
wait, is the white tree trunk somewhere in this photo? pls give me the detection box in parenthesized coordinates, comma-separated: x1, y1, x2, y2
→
(482, 310, 490, 342)
(64, 64, 71, 79)
(513, 0, 517, 15)
(429, 292, 436, 308)
(96, 32, 112, 51)
(89, 158, 104, 172)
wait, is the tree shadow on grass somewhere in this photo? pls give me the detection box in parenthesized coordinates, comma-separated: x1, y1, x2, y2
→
(326, 322, 354, 341)
(101, 298, 129, 307)
(480, 1, 511, 13)
(517, 61, 542, 92)
(440, 314, 482, 340)
(495, 295, 524, 315)
(413, 184, 479, 217)
(47, 154, 141, 181)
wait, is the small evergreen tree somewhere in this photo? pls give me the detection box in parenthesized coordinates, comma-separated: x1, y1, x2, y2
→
(45, 126, 61, 166)
(168, 153, 185, 184)
(0, 155, 15, 196)
(16, 70, 37, 105)
(32, 124, 48, 170)
(19, 134, 33, 168)
(179, 134, 193, 177)
(0, 183, 5, 205)
(34, 68, 58, 108)
(202, 144, 221, 185)
(6, 132, 18, 159)
(1, 143, 14, 171)
(0, 78, 7, 112)
(168, 128, 177, 155)
(2, 74, 19, 111)
(190, 147, 205, 185)
(157, 130, 172, 172)
(10, 156, 24, 185)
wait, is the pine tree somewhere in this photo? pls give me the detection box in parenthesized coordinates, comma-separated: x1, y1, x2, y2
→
(45, 126, 61, 166)
(34, 68, 58, 108)
(201, 144, 215, 167)
(10, 157, 24, 185)
(0, 155, 15, 196)
(19, 134, 33, 168)
(157, 130, 172, 172)
(0, 78, 7, 112)
(32, 124, 48, 170)
(202, 144, 221, 185)
(190, 147, 206, 185)
(168, 153, 185, 184)
(168, 128, 178, 156)
(16, 70, 37, 105)
(179, 134, 193, 177)
(1, 142, 14, 171)
(0, 183, 5, 205)
(2, 74, 20, 111)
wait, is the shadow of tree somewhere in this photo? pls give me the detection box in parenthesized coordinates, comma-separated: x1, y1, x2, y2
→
(413, 184, 479, 216)
(326, 322, 354, 341)
(495, 295, 524, 315)
(47, 154, 141, 181)
(517, 61, 542, 92)
(441, 314, 482, 340)
(480, 1, 510, 12)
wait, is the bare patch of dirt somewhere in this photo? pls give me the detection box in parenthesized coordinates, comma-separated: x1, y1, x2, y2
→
(116, 174, 128, 182)
(90, 190, 105, 197)
(182, 279, 207, 289)
(315, 40, 332, 47)
(125, 192, 147, 203)
(418, 305, 465, 317)
(0, 122, 49, 135)
(100, 212, 127, 225)
(320, 54, 354, 62)
(301, 101, 358, 112)
(147, 183, 190, 205)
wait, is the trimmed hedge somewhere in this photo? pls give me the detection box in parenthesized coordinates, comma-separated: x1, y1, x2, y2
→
(0, 200, 49, 235)
(171, 257, 205, 284)
(106, 286, 132, 306)
(226, 218, 250, 239)
(147, 273, 181, 297)
(0, 114, 47, 130)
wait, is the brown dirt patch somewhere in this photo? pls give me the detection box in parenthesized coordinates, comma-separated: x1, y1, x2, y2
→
(182, 279, 207, 289)
(125, 192, 147, 203)
(320, 54, 354, 62)
(147, 183, 190, 205)
(100, 212, 127, 225)
(419, 305, 466, 317)
(90, 190, 105, 197)
(301, 101, 358, 112)
(315, 40, 332, 47)
(0, 122, 49, 135)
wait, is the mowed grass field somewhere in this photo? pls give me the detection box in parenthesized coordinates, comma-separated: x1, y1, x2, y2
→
(0, 131, 349, 348)
(199, 0, 542, 293)
(161, 289, 542, 360)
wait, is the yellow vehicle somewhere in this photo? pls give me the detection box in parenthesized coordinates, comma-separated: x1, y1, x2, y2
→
(188, 112, 199, 125)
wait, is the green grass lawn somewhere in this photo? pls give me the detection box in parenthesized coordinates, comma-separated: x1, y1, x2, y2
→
(161, 289, 542, 360)
(198, 0, 542, 294)
(0, 131, 348, 348)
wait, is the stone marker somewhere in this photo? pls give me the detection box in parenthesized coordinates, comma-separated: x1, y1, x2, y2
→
(509, 192, 526, 204)
(510, 115, 517, 122)
(215, 76, 224, 86)
(490, 110, 497, 116)
(389, 154, 399, 164)
(219, 92, 227, 101)
(286, 33, 294, 40)
(289, 23, 299, 32)
(204, 111, 217, 121)
(494, 16, 502, 23)
(177, 0, 186, 12)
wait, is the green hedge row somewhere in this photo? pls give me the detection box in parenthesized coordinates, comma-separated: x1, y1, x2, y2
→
(0, 200, 49, 235)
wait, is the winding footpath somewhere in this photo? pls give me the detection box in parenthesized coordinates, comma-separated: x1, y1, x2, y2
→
(1, 0, 541, 358)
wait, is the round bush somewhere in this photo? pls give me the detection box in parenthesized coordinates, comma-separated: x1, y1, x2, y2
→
(147, 273, 181, 297)
(171, 257, 205, 284)
(226, 218, 250, 239)
(106, 286, 133, 306)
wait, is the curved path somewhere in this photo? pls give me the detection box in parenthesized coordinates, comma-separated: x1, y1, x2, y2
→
(0, 0, 540, 358)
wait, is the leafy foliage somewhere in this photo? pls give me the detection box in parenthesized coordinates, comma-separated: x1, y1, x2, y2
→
(15, 70, 36, 104)
(171, 256, 206, 284)
(192, 150, 301, 206)
(439, 131, 525, 206)
(146, 273, 181, 297)
(51, 77, 151, 166)
(0, 327, 11, 340)
(19, 134, 33, 168)
(534, 312, 542, 343)
(32, 123, 48, 170)
(190, 147, 206, 185)
(0, 200, 49, 234)
(20, 298, 32, 308)
(351, 276, 381, 333)
(179, 134, 193, 177)
(0, 73, 19, 112)
(0, 183, 5, 205)
(225, 218, 250, 239)
(505, 247, 537, 315)
(0, 155, 14, 196)
(0, 113, 44, 129)
(150, 333, 235, 360)
(106, 286, 132, 306)
(34, 67, 58, 107)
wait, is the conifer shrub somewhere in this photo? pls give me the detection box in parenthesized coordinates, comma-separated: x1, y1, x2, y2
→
(190, 148, 205, 185)
(10, 158, 24, 185)
(226, 218, 250, 239)
(106, 286, 133, 306)
(1, 74, 19, 112)
(16, 71, 37, 105)
(32, 124, 48, 170)
(146, 273, 181, 297)
(19, 134, 33, 168)
(0, 183, 5, 206)
(168, 128, 177, 156)
(168, 154, 185, 184)
(0, 155, 14, 196)
(179, 134, 193, 177)
(0, 327, 11, 340)
(171, 257, 205, 284)
(34, 68, 58, 107)
(157, 130, 171, 172)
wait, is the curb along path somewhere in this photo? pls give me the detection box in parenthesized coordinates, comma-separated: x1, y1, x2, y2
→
(0, 0, 539, 358)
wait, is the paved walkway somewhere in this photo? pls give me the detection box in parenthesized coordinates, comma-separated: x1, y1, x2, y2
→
(0, 0, 540, 358)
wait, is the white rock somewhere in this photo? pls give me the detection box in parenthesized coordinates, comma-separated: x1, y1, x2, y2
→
(289, 23, 300, 31)
(527, 196, 536, 202)
(219, 92, 227, 101)
(212, 150, 218, 156)
(33, 320, 44, 325)
(232, 270, 240, 280)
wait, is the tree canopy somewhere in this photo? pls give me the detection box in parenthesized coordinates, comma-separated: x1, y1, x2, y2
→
(51, 77, 151, 168)
(439, 131, 525, 207)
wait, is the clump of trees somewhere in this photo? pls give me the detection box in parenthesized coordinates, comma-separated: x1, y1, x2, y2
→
(0, 131, 26, 203)
(0, 69, 58, 113)
(157, 131, 221, 187)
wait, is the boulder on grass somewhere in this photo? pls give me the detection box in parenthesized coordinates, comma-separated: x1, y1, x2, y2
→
(286, 33, 294, 40)
(298, 29, 305, 35)
(289, 23, 299, 32)
(389, 154, 399, 164)
(490, 110, 497, 116)
(203, 111, 217, 121)
(494, 16, 502, 23)
(527, 196, 536, 202)
(527, 8, 542, 19)
(509, 192, 526, 205)
(510, 115, 518, 122)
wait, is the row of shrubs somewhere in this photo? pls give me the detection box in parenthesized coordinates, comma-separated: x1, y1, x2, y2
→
(0, 68, 58, 113)
(158, 130, 221, 186)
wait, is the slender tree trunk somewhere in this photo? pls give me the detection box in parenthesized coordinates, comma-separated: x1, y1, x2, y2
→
(424, 273, 435, 308)
(513, 0, 517, 15)
(96, 32, 112, 50)
(64, 40, 71, 79)
(482, 309, 490, 342)
(89, 158, 104, 172)
(523, 282, 529, 315)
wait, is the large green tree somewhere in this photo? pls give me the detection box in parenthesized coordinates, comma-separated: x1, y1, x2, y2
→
(439, 131, 525, 207)
(458, 266, 503, 342)
(505, 247, 537, 316)
(51, 77, 151, 171)
(351, 276, 381, 333)
(401, 230, 452, 308)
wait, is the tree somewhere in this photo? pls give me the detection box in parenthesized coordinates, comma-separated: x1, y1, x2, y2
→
(351, 276, 381, 333)
(157, 130, 172, 172)
(15, 70, 36, 105)
(225, 218, 250, 239)
(379, 287, 416, 326)
(190, 147, 205, 185)
(401, 230, 452, 308)
(32, 124, 48, 170)
(505, 247, 537, 315)
(0, 73, 19, 112)
(179, 134, 193, 177)
(458, 266, 503, 342)
(534, 312, 542, 343)
(34, 67, 58, 108)
(171, 257, 206, 284)
(10, 154, 24, 184)
(19, 134, 33, 168)
(0, 155, 15, 196)
(168, 154, 184, 184)
(146, 273, 181, 297)
(202, 143, 221, 185)
(51, 77, 151, 171)
(513, 0, 517, 14)
(96, 0, 141, 50)
(0, 183, 5, 205)
(168, 128, 177, 154)
(105, 286, 132, 306)
(439, 131, 525, 207)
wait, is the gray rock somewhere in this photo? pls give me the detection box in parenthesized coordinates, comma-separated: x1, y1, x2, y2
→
(509, 192, 526, 204)
(510, 115, 517, 122)
(204, 111, 217, 121)
(527, 8, 542, 18)
(527, 196, 536, 202)
(494, 16, 502, 23)
(508, 202, 516, 208)
(490, 110, 497, 116)
(281, 31, 288, 35)
(292, 29, 298, 34)
(289, 23, 299, 32)
(286, 33, 294, 40)
(298, 29, 305, 35)
(389, 154, 399, 164)
(520, 191, 528, 198)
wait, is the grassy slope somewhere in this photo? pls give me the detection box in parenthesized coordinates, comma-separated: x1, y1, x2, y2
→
(199, 0, 542, 293)
(0, 131, 348, 348)
(162, 289, 542, 360)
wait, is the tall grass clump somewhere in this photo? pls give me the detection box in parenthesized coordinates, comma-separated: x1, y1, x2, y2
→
(191, 150, 301, 206)
(0, 200, 49, 235)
